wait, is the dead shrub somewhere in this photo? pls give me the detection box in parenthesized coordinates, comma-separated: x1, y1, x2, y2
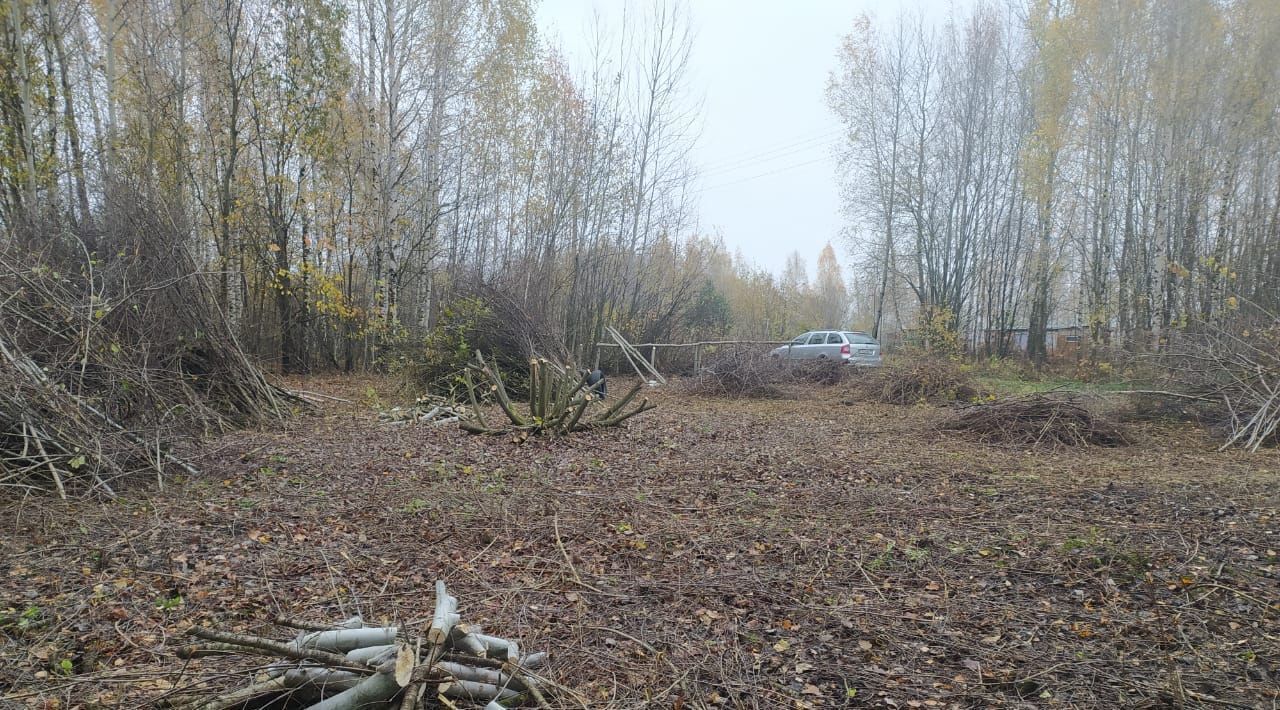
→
(941, 393, 1130, 448)
(786, 359, 858, 386)
(1148, 314, 1280, 451)
(682, 351, 864, 398)
(683, 350, 786, 398)
(1115, 393, 1208, 424)
(862, 360, 970, 404)
(0, 201, 299, 497)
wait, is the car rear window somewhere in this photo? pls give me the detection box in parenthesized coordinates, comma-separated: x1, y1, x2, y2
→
(843, 332, 877, 345)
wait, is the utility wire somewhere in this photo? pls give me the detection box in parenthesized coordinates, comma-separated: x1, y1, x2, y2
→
(699, 140, 841, 180)
(699, 128, 844, 172)
(695, 155, 833, 195)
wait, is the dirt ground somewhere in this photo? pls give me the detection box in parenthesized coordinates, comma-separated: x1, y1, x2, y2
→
(1, 376, 1277, 709)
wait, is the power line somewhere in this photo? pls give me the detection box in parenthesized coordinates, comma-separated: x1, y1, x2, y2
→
(699, 140, 841, 180)
(698, 128, 844, 172)
(701, 129, 839, 172)
(695, 155, 833, 195)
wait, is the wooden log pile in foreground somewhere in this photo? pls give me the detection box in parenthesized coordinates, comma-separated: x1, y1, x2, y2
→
(169, 582, 547, 710)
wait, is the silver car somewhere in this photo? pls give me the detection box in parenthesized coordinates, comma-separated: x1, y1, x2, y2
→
(770, 330, 882, 366)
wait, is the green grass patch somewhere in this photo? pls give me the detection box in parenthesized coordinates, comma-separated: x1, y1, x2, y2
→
(973, 374, 1130, 396)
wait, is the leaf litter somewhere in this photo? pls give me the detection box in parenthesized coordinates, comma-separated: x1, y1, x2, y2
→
(0, 375, 1276, 708)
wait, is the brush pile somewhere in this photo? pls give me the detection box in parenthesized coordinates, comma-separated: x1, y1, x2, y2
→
(683, 350, 862, 398)
(863, 360, 970, 404)
(683, 350, 787, 399)
(942, 393, 1129, 448)
(166, 582, 548, 709)
(380, 395, 470, 426)
(0, 207, 299, 497)
(789, 359, 856, 386)
(1155, 316, 1280, 451)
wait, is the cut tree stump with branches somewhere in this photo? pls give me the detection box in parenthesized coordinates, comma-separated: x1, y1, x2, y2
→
(461, 352, 654, 436)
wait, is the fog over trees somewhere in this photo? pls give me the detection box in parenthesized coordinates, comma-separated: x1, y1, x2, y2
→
(1, 0, 1276, 368)
(829, 0, 1280, 359)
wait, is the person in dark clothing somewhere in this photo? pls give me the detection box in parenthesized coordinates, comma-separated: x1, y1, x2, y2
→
(584, 368, 607, 399)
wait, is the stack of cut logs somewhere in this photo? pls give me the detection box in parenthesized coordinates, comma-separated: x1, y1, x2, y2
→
(170, 582, 547, 709)
(378, 395, 471, 426)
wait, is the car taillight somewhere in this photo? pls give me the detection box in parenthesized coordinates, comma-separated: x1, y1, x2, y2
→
(840, 344, 850, 355)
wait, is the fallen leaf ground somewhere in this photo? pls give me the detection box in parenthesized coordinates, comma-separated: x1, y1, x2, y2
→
(1, 376, 1277, 709)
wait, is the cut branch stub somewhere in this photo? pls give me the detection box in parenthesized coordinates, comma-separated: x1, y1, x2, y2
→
(429, 579, 460, 644)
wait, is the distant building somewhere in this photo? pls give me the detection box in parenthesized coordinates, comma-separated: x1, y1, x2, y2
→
(979, 325, 1094, 358)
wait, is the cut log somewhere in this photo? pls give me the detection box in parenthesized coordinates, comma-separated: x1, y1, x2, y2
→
(294, 627, 397, 653)
(303, 671, 400, 710)
(186, 627, 375, 671)
(345, 644, 397, 664)
(448, 626, 487, 657)
(518, 651, 548, 670)
(281, 667, 365, 693)
(437, 679, 521, 704)
(472, 632, 519, 662)
(429, 580, 460, 644)
(435, 660, 512, 688)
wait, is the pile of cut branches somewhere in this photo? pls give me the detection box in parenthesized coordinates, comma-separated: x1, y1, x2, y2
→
(1153, 314, 1280, 451)
(166, 582, 548, 709)
(789, 359, 858, 386)
(683, 350, 862, 398)
(461, 353, 653, 436)
(0, 205, 300, 497)
(862, 360, 970, 405)
(941, 393, 1130, 448)
(683, 350, 787, 398)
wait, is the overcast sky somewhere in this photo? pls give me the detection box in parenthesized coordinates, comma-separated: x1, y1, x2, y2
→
(536, 0, 953, 277)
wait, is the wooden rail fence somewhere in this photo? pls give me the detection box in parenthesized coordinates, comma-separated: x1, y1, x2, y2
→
(593, 340, 789, 374)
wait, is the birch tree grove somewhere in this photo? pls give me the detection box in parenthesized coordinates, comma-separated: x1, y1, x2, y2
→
(0, 0, 780, 372)
(830, 0, 1280, 360)
(3, 0, 1277, 372)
